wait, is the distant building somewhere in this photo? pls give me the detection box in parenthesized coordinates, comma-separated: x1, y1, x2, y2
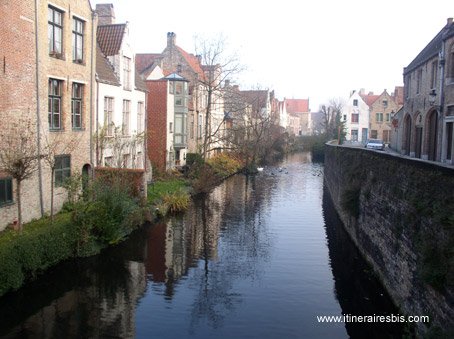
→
(285, 99, 311, 135)
(368, 88, 403, 143)
(342, 89, 371, 142)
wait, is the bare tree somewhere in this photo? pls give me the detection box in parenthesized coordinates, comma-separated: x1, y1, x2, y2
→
(41, 132, 79, 222)
(0, 117, 39, 230)
(194, 35, 244, 160)
(321, 98, 346, 142)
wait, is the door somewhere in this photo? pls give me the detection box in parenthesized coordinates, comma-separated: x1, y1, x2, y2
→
(415, 127, 423, 158)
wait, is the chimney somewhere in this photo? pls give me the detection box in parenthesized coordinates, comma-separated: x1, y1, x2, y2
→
(167, 32, 176, 47)
(96, 4, 115, 25)
(447, 18, 453, 26)
(196, 54, 202, 63)
(225, 80, 230, 87)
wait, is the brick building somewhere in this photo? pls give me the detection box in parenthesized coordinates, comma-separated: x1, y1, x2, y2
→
(285, 99, 311, 135)
(0, 0, 95, 230)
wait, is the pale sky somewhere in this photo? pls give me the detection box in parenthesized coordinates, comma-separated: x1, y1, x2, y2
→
(91, 0, 453, 111)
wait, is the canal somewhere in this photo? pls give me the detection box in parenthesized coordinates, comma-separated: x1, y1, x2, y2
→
(0, 152, 405, 338)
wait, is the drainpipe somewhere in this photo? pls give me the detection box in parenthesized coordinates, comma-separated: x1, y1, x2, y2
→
(95, 75, 99, 166)
(34, 0, 44, 217)
(89, 10, 96, 174)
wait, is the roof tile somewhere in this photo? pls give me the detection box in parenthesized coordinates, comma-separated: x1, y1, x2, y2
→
(97, 24, 126, 56)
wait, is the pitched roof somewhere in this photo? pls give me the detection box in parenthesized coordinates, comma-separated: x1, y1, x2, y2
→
(405, 19, 454, 74)
(239, 90, 269, 112)
(136, 53, 162, 74)
(97, 24, 126, 56)
(96, 45, 120, 86)
(360, 93, 379, 106)
(135, 69, 147, 92)
(285, 99, 309, 113)
(176, 47, 205, 80)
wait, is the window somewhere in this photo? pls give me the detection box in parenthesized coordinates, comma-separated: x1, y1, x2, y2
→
(175, 82, 183, 95)
(48, 79, 62, 130)
(169, 122, 173, 133)
(343, 114, 347, 121)
(72, 18, 84, 62)
(351, 129, 358, 141)
(169, 81, 174, 94)
(0, 178, 13, 206)
(55, 155, 71, 186)
(122, 100, 130, 135)
(104, 97, 114, 136)
(137, 101, 144, 133)
(371, 130, 378, 139)
(71, 83, 83, 129)
(48, 6, 63, 55)
(123, 56, 131, 90)
(385, 113, 390, 122)
(376, 112, 383, 122)
(450, 45, 454, 80)
(416, 69, 422, 94)
(190, 116, 194, 139)
(382, 100, 388, 108)
(198, 114, 203, 138)
(353, 99, 358, 107)
(351, 113, 359, 123)
(431, 61, 438, 89)
(405, 75, 411, 98)
(175, 97, 183, 106)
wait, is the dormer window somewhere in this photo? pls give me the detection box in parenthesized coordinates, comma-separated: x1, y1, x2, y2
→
(353, 99, 358, 107)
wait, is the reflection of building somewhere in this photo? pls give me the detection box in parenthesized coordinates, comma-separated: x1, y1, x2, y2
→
(395, 18, 454, 162)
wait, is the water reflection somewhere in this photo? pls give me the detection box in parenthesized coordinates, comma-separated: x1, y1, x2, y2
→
(0, 152, 403, 338)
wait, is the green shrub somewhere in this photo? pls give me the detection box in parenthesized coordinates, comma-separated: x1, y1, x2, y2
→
(0, 213, 75, 296)
(147, 179, 188, 205)
(207, 153, 242, 178)
(163, 190, 190, 214)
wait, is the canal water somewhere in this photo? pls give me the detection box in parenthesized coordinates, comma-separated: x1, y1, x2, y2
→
(0, 152, 405, 338)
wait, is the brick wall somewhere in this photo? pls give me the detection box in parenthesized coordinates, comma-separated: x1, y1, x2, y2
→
(324, 144, 454, 335)
(146, 80, 168, 172)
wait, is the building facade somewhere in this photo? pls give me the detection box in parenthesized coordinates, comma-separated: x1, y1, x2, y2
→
(398, 18, 454, 162)
(342, 90, 370, 142)
(0, 0, 95, 230)
(95, 4, 147, 170)
(368, 89, 403, 143)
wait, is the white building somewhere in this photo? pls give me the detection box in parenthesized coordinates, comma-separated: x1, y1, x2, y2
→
(342, 89, 372, 142)
(95, 5, 147, 169)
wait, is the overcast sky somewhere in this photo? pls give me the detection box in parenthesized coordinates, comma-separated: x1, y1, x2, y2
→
(91, 0, 453, 111)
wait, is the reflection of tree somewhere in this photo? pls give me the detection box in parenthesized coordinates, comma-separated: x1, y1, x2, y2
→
(322, 187, 406, 339)
(186, 174, 276, 332)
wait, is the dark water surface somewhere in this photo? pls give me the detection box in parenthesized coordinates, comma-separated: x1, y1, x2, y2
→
(0, 152, 405, 338)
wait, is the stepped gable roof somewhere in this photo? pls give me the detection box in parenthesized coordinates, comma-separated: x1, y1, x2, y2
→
(285, 99, 309, 113)
(136, 53, 162, 74)
(176, 47, 206, 81)
(96, 45, 120, 86)
(405, 19, 454, 75)
(97, 24, 126, 56)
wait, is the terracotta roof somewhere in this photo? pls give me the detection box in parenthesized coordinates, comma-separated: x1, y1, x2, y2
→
(405, 19, 454, 74)
(360, 93, 379, 106)
(136, 53, 162, 74)
(285, 99, 309, 113)
(96, 45, 120, 86)
(176, 47, 206, 80)
(97, 24, 126, 56)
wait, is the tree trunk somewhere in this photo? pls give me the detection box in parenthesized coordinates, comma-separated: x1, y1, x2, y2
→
(203, 88, 213, 161)
(17, 179, 22, 231)
(50, 168, 54, 222)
